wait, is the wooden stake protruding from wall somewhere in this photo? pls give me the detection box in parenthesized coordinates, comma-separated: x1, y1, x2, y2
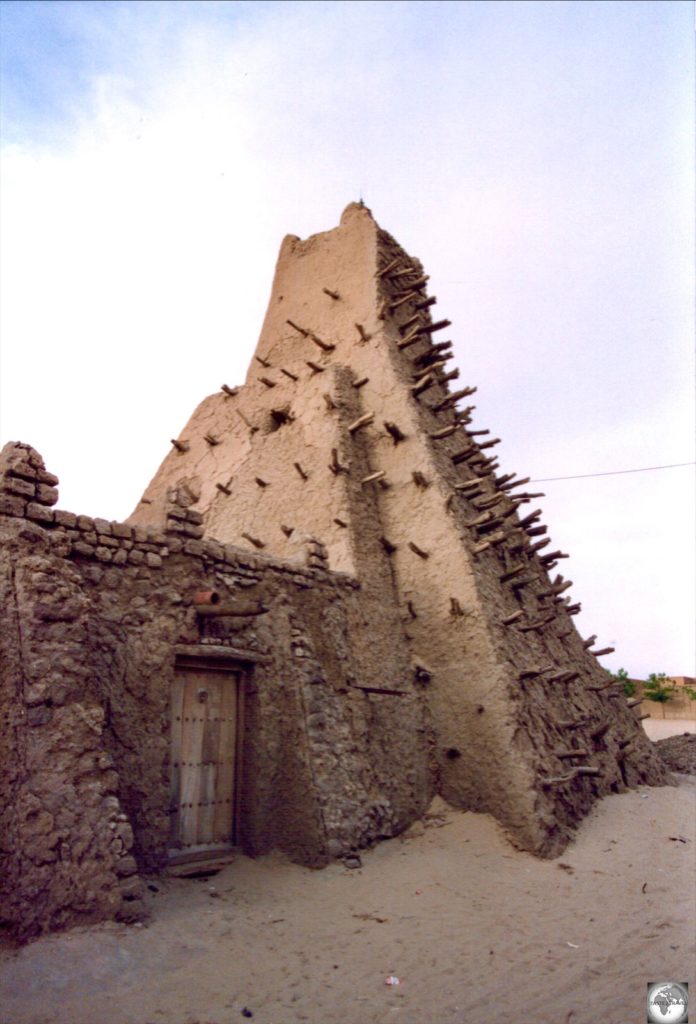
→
(323, 287, 340, 300)
(389, 292, 417, 313)
(259, 376, 276, 388)
(433, 387, 477, 413)
(408, 540, 430, 559)
(348, 412, 375, 434)
(204, 433, 221, 446)
(412, 471, 429, 489)
(355, 323, 371, 342)
(502, 610, 524, 625)
(398, 326, 421, 350)
(430, 424, 458, 440)
(255, 355, 271, 368)
(221, 384, 238, 397)
(294, 462, 308, 481)
(309, 333, 335, 353)
(378, 257, 401, 277)
(384, 421, 406, 444)
(414, 340, 453, 365)
(216, 482, 231, 496)
(280, 368, 299, 382)
(416, 318, 451, 336)
(361, 470, 386, 485)
(329, 449, 349, 475)
(241, 532, 265, 549)
(170, 439, 190, 453)
(411, 373, 435, 397)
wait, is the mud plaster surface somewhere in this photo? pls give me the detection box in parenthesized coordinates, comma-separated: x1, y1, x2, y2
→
(1, 782, 694, 1024)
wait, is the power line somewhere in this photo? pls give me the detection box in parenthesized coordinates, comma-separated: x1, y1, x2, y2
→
(531, 461, 695, 483)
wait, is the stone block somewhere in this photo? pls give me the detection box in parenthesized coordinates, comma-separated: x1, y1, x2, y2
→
(26, 705, 53, 727)
(99, 535, 119, 548)
(54, 509, 77, 528)
(94, 546, 113, 563)
(183, 522, 204, 539)
(37, 469, 59, 486)
(128, 549, 145, 564)
(112, 549, 128, 565)
(77, 515, 95, 531)
(35, 484, 58, 506)
(93, 518, 112, 535)
(165, 519, 187, 535)
(71, 540, 96, 557)
(166, 507, 188, 522)
(3, 476, 35, 498)
(118, 875, 145, 901)
(26, 503, 55, 524)
(185, 509, 204, 525)
(0, 493, 26, 516)
(183, 539, 204, 557)
(166, 537, 183, 553)
(203, 539, 224, 560)
(145, 552, 163, 568)
(110, 522, 133, 539)
(115, 855, 138, 878)
(5, 462, 38, 481)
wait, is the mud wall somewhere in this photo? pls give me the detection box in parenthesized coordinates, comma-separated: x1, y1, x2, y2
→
(132, 203, 670, 858)
(0, 443, 432, 941)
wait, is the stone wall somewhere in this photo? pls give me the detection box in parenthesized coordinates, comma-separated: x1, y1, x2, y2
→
(0, 442, 432, 941)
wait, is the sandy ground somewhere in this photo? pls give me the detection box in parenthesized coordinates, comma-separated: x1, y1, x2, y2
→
(1, 777, 694, 1024)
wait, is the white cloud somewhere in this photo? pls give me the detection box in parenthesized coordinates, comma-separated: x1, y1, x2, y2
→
(0, 0, 693, 676)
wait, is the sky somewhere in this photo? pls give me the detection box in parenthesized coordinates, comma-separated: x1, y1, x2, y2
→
(0, 0, 693, 678)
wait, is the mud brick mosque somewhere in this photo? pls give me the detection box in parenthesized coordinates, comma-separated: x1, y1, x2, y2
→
(0, 203, 669, 940)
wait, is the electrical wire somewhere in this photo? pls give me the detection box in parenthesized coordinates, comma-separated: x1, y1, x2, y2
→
(531, 462, 695, 483)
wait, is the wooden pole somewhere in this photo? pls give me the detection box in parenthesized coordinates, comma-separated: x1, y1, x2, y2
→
(348, 412, 375, 434)
(408, 541, 430, 559)
(241, 532, 265, 549)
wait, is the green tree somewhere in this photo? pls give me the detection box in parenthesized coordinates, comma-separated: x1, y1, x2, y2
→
(643, 672, 676, 703)
(609, 667, 636, 697)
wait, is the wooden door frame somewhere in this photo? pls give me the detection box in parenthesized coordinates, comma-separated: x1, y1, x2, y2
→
(169, 646, 263, 865)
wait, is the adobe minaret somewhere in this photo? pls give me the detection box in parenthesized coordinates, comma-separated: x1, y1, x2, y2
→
(131, 202, 668, 856)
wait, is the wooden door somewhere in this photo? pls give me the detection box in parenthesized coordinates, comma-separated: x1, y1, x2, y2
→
(169, 666, 241, 860)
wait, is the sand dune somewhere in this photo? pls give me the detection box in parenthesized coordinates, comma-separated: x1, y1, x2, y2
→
(1, 776, 694, 1024)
